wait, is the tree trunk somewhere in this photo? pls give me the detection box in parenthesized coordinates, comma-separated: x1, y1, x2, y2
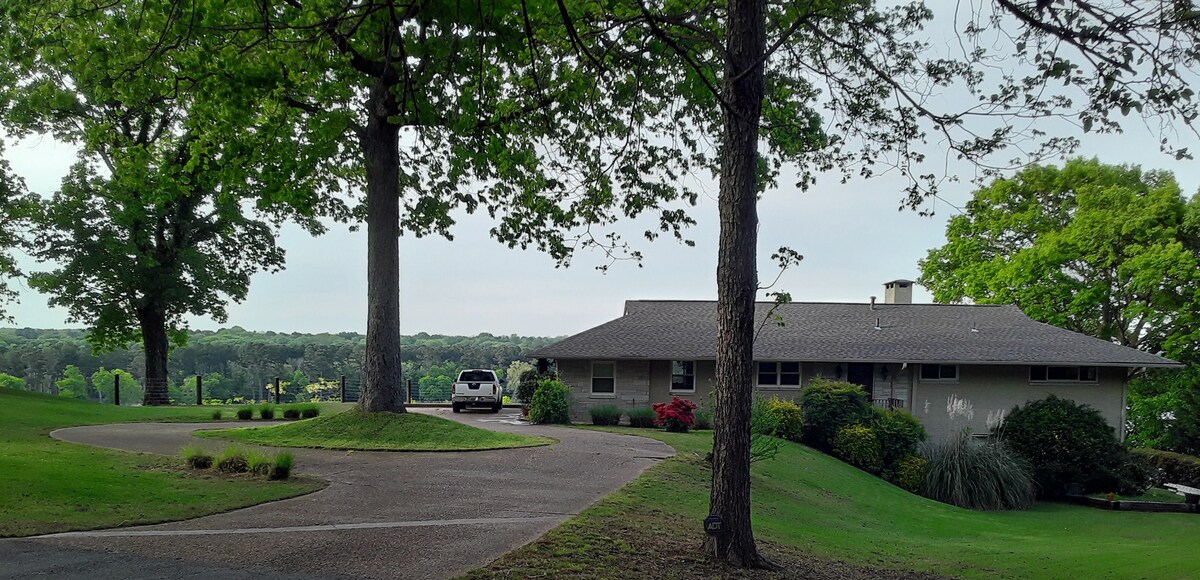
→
(703, 0, 772, 568)
(357, 78, 406, 413)
(138, 306, 171, 406)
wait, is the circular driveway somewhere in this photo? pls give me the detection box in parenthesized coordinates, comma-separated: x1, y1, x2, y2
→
(0, 409, 673, 579)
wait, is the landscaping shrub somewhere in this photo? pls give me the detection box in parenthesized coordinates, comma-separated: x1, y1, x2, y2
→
(258, 404, 276, 420)
(210, 410, 222, 420)
(589, 404, 622, 426)
(922, 431, 1035, 510)
(627, 407, 657, 429)
(300, 404, 320, 418)
(1115, 452, 1156, 496)
(528, 380, 571, 424)
(873, 407, 928, 468)
(750, 397, 782, 463)
(269, 452, 294, 480)
(247, 451, 273, 476)
(799, 379, 873, 450)
(762, 397, 805, 442)
(516, 369, 540, 404)
(1133, 448, 1200, 487)
(653, 397, 698, 433)
(236, 405, 254, 420)
(833, 424, 883, 473)
(216, 447, 250, 474)
(693, 409, 713, 430)
(182, 445, 213, 470)
(283, 408, 301, 420)
(999, 395, 1124, 497)
(894, 454, 928, 493)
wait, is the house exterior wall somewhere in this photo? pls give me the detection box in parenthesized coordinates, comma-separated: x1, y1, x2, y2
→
(909, 365, 1127, 441)
(559, 358, 652, 422)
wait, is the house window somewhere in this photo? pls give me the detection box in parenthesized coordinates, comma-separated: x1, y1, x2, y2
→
(1030, 365, 1098, 382)
(920, 364, 958, 381)
(591, 362, 615, 395)
(757, 362, 801, 386)
(671, 361, 695, 392)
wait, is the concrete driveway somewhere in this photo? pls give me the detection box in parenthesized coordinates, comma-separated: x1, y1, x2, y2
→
(0, 409, 673, 579)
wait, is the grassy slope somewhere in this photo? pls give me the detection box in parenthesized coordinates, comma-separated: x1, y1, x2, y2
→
(200, 410, 554, 451)
(0, 388, 324, 537)
(472, 428, 1200, 579)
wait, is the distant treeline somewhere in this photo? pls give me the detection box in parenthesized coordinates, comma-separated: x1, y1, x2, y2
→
(0, 327, 559, 403)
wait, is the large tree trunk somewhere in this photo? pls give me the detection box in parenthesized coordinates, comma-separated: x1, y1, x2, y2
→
(357, 78, 406, 413)
(138, 306, 171, 406)
(704, 0, 771, 568)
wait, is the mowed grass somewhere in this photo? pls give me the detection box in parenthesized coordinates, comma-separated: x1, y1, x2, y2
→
(470, 428, 1200, 579)
(200, 410, 554, 451)
(0, 388, 327, 537)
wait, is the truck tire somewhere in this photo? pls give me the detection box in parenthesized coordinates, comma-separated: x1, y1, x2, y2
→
(491, 402, 502, 413)
(452, 402, 462, 413)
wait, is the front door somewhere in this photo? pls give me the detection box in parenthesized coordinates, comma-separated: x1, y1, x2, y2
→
(846, 363, 874, 397)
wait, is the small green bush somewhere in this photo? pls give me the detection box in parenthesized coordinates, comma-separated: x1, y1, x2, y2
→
(269, 452, 294, 480)
(922, 431, 1035, 510)
(799, 379, 874, 450)
(210, 410, 222, 420)
(894, 454, 928, 493)
(693, 409, 713, 430)
(749, 397, 782, 463)
(247, 451, 273, 476)
(528, 380, 571, 424)
(182, 445, 213, 470)
(627, 407, 658, 428)
(216, 447, 250, 473)
(1133, 448, 1200, 488)
(236, 406, 254, 420)
(283, 408, 301, 420)
(516, 369, 540, 404)
(1116, 452, 1156, 496)
(258, 404, 276, 420)
(873, 407, 928, 468)
(589, 404, 622, 426)
(300, 404, 320, 418)
(1000, 395, 1124, 497)
(833, 424, 883, 473)
(762, 397, 804, 442)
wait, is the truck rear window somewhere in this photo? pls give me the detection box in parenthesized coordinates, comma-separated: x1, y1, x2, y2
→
(458, 371, 495, 382)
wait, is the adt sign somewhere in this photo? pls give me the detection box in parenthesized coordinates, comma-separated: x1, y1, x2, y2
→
(704, 514, 723, 537)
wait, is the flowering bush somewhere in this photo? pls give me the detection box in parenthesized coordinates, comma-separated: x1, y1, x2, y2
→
(652, 397, 698, 433)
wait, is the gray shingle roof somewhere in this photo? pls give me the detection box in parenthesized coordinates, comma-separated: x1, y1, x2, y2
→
(531, 300, 1182, 368)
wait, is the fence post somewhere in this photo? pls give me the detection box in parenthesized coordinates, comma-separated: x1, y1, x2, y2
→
(274, 376, 281, 404)
(195, 374, 203, 406)
(406, 379, 411, 404)
(113, 374, 120, 406)
(340, 375, 346, 402)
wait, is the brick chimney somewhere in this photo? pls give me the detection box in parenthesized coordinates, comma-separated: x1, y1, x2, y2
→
(883, 280, 914, 304)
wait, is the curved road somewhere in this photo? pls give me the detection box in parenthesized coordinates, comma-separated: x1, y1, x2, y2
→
(0, 409, 673, 579)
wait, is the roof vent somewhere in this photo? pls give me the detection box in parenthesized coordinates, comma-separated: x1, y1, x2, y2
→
(874, 317, 882, 331)
(883, 279, 914, 304)
(870, 296, 876, 310)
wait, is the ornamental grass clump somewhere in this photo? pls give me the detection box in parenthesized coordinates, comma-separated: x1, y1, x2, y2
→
(299, 403, 320, 418)
(589, 404, 622, 426)
(258, 404, 276, 420)
(653, 397, 698, 433)
(282, 407, 300, 420)
(693, 409, 713, 430)
(210, 410, 222, 420)
(182, 445, 213, 470)
(247, 451, 273, 476)
(922, 431, 1035, 511)
(236, 405, 254, 420)
(627, 407, 657, 428)
(269, 452, 294, 480)
(216, 447, 250, 474)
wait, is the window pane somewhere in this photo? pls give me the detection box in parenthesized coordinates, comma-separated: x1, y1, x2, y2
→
(780, 372, 800, 386)
(594, 363, 614, 379)
(940, 365, 958, 379)
(1080, 366, 1098, 381)
(592, 377, 614, 393)
(682, 361, 695, 375)
(920, 364, 940, 380)
(758, 362, 777, 374)
(781, 362, 800, 373)
(1047, 366, 1078, 381)
(672, 375, 695, 391)
(1030, 366, 1047, 381)
(757, 372, 776, 385)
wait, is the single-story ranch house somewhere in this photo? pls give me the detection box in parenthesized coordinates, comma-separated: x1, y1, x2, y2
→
(531, 280, 1183, 441)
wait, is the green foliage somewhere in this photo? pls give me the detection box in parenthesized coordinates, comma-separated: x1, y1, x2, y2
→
(589, 404, 622, 426)
(269, 452, 294, 481)
(516, 369, 540, 404)
(833, 425, 883, 473)
(693, 410, 713, 430)
(627, 407, 658, 429)
(236, 406, 254, 420)
(216, 447, 250, 474)
(894, 454, 928, 493)
(749, 397, 783, 464)
(1133, 448, 1200, 488)
(54, 366, 89, 400)
(761, 397, 805, 442)
(799, 379, 873, 450)
(90, 368, 142, 406)
(0, 373, 25, 391)
(182, 445, 213, 470)
(528, 380, 571, 425)
(283, 408, 300, 420)
(417, 374, 453, 402)
(1128, 367, 1200, 456)
(247, 451, 273, 477)
(922, 431, 1036, 511)
(258, 404, 275, 420)
(299, 404, 320, 419)
(210, 410, 222, 420)
(0, 156, 30, 322)
(873, 407, 928, 469)
(1000, 395, 1124, 497)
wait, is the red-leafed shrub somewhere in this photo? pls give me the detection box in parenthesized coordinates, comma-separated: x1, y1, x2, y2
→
(652, 397, 699, 433)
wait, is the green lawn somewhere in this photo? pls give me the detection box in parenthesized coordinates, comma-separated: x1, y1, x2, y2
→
(470, 427, 1200, 579)
(0, 388, 327, 537)
(199, 409, 553, 451)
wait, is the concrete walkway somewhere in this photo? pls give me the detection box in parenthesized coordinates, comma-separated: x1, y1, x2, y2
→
(1, 409, 673, 579)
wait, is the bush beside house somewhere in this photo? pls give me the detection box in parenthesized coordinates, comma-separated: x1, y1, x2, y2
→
(528, 380, 571, 424)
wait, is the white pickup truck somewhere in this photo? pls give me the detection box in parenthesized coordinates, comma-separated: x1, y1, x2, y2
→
(451, 369, 504, 413)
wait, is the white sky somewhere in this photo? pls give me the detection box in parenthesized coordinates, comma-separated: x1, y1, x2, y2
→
(3, 4, 1198, 337)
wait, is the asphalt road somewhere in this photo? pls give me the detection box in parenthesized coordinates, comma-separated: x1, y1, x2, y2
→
(1, 408, 673, 579)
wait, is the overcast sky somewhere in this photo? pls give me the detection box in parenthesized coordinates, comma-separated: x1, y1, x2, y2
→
(3, 4, 1198, 337)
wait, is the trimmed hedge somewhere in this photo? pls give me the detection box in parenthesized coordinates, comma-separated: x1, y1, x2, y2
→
(528, 380, 571, 424)
(762, 397, 804, 442)
(800, 379, 873, 450)
(833, 424, 883, 473)
(1133, 448, 1200, 487)
(1000, 395, 1124, 497)
(873, 407, 928, 468)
